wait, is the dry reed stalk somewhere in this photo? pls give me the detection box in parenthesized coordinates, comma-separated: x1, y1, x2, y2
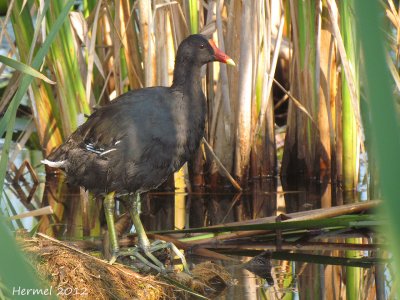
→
(180, 200, 379, 245)
(139, 0, 156, 86)
(234, 0, 254, 181)
(327, 0, 361, 132)
(121, 0, 144, 89)
(318, 6, 335, 188)
(9, 206, 54, 220)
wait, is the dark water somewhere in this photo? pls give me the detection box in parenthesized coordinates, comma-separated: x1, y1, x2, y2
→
(5, 161, 390, 299)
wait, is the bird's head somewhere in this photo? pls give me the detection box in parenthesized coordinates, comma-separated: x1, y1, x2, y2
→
(176, 34, 235, 67)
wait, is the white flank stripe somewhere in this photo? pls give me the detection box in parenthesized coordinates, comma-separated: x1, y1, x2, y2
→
(85, 143, 103, 154)
(99, 148, 117, 156)
(41, 159, 66, 168)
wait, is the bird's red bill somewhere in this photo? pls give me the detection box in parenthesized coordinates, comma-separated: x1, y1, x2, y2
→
(208, 39, 236, 66)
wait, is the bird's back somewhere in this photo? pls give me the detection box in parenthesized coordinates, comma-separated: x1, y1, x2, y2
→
(47, 86, 205, 195)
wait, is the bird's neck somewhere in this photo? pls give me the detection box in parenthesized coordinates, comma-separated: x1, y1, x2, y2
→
(171, 60, 203, 94)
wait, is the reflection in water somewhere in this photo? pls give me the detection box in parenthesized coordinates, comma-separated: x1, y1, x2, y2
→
(5, 163, 388, 299)
(243, 251, 274, 285)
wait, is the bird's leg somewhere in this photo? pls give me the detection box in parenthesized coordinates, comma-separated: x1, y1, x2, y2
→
(102, 192, 164, 272)
(148, 240, 190, 273)
(127, 193, 166, 272)
(103, 192, 119, 263)
(122, 193, 190, 273)
(129, 193, 151, 249)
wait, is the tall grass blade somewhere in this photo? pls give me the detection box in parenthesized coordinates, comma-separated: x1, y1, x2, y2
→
(188, 0, 198, 34)
(337, 1, 362, 298)
(46, 0, 90, 136)
(0, 56, 55, 84)
(0, 0, 75, 196)
(0, 218, 45, 299)
(355, 0, 400, 297)
(1, 8, 76, 177)
(338, 0, 359, 195)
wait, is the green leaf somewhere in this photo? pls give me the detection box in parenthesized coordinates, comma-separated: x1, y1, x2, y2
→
(0, 0, 75, 191)
(0, 0, 75, 298)
(0, 55, 55, 84)
(0, 216, 47, 300)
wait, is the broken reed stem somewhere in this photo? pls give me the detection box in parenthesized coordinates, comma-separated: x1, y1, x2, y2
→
(211, 199, 380, 227)
(175, 200, 380, 245)
(202, 137, 242, 191)
(9, 206, 54, 220)
(202, 241, 383, 252)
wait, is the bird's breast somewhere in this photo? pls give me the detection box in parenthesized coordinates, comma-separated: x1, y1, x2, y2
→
(172, 96, 206, 167)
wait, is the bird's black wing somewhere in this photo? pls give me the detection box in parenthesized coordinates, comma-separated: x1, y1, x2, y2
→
(47, 87, 182, 194)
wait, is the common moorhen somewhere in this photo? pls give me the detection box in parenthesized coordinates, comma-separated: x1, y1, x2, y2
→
(43, 34, 235, 272)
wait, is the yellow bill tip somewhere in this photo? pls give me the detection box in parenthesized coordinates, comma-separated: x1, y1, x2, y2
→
(225, 58, 236, 66)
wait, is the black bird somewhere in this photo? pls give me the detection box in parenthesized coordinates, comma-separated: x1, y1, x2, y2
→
(43, 34, 235, 272)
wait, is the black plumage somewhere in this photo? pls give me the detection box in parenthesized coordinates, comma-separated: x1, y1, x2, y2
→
(43, 34, 234, 270)
(47, 85, 204, 195)
(45, 34, 232, 195)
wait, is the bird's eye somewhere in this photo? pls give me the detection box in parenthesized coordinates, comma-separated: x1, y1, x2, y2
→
(199, 44, 205, 49)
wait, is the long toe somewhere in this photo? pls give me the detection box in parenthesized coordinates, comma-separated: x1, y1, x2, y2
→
(148, 240, 191, 274)
(116, 247, 166, 274)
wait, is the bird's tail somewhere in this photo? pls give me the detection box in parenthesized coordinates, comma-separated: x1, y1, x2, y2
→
(41, 159, 66, 168)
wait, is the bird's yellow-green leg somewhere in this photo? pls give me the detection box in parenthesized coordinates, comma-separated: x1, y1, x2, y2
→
(103, 192, 119, 263)
(124, 193, 190, 273)
(128, 193, 165, 271)
(129, 193, 151, 249)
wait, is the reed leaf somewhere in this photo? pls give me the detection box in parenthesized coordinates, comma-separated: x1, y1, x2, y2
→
(46, 0, 90, 137)
(0, 0, 75, 197)
(338, 0, 360, 195)
(188, 0, 198, 34)
(3, 191, 24, 229)
(0, 55, 55, 84)
(0, 217, 45, 299)
(0, 1, 75, 296)
(8, 0, 62, 154)
(336, 2, 362, 296)
(356, 0, 400, 297)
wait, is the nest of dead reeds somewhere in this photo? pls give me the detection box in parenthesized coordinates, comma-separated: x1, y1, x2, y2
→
(17, 234, 233, 299)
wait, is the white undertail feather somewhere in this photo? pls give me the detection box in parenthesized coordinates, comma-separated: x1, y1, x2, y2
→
(41, 159, 66, 168)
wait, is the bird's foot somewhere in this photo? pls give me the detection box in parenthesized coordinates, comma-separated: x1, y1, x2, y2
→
(108, 250, 119, 265)
(116, 240, 190, 275)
